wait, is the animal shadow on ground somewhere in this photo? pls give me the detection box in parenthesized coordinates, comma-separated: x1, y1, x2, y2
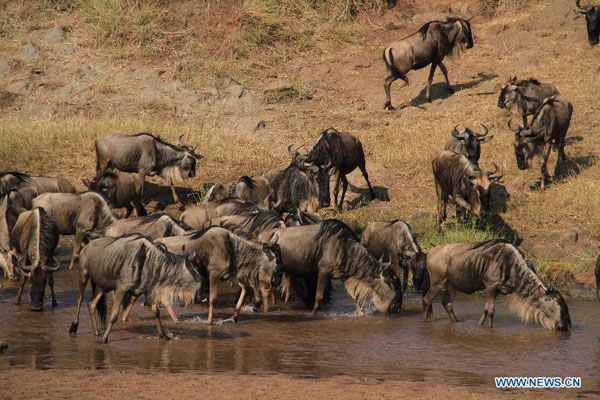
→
(529, 153, 597, 190)
(404, 72, 498, 108)
(143, 181, 198, 210)
(344, 184, 389, 211)
(482, 214, 521, 246)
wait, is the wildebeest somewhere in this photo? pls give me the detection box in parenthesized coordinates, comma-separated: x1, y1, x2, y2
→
(497, 77, 559, 127)
(204, 183, 234, 203)
(103, 214, 189, 239)
(83, 172, 146, 218)
(32, 192, 116, 269)
(432, 151, 502, 229)
(268, 147, 331, 213)
(231, 176, 270, 206)
(595, 254, 600, 303)
(301, 128, 375, 209)
(94, 133, 202, 205)
(157, 227, 283, 324)
(10, 208, 60, 311)
(574, 0, 600, 45)
(362, 220, 426, 293)
(69, 234, 207, 343)
(3, 186, 39, 211)
(507, 95, 573, 190)
(0, 172, 75, 196)
(422, 240, 571, 331)
(180, 200, 257, 230)
(259, 219, 403, 315)
(283, 208, 323, 227)
(212, 211, 286, 237)
(0, 195, 21, 276)
(444, 124, 492, 165)
(382, 17, 473, 109)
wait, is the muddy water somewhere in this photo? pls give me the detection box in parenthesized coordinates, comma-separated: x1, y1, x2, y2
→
(1, 254, 599, 390)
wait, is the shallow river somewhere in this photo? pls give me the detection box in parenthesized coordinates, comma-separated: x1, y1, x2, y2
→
(1, 252, 599, 391)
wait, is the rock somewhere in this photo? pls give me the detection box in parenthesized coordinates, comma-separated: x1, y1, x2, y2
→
(6, 81, 27, 94)
(0, 60, 10, 76)
(500, 31, 538, 51)
(411, 210, 434, 225)
(52, 86, 72, 99)
(63, 45, 74, 55)
(177, 89, 201, 106)
(448, 2, 473, 19)
(26, 101, 56, 117)
(19, 43, 40, 59)
(486, 23, 507, 37)
(161, 80, 180, 93)
(263, 80, 294, 93)
(513, 54, 539, 68)
(230, 116, 267, 133)
(44, 28, 65, 44)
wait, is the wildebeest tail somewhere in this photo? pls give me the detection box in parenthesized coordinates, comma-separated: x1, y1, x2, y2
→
(595, 254, 600, 303)
(382, 48, 408, 83)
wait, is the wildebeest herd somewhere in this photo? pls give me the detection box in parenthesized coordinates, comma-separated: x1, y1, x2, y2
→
(2, 5, 599, 343)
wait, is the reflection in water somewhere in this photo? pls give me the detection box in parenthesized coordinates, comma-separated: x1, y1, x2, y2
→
(0, 264, 599, 391)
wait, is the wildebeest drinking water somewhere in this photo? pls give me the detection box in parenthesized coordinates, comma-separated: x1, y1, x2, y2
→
(497, 77, 559, 127)
(574, 0, 600, 45)
(259, 219, 403, 315)
(362, 220, 426, 293)
(94, 133, 202, 205)
(302, 128, 375, 210)
(69, 234, 207, 343)
(444, 124, 493, 166)
(422, 240, 571, 331)
(382, 17, 473, 110)
(507, 94, 573, 190)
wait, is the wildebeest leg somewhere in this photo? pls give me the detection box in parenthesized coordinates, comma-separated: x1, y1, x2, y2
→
(338, 175, 349, 210)
(261, 285, 270, 312)
(383, 75, 398, 110)
(151, 302, 168, 340)
(270, 289, 276, 305)
(69, 269, 89, 335)
(355, 298, 362, 315)
(16, 274, 29, 305)
(100, 289, 125, 344)
(124, 204, 134, 219)
(88, 290, 105, 336)
(169, 182, 180, 206)
(69, 230, 85, 270)
(522, 114, 529, 128)
(478, 288, 497, 328)
(121, 294, 137, 321)
(48, 272, 57, 307)
(422, 279, 445, 322)
(358, 163, 375, 200)
(207, 275, 218, 325)
(402, 266, 409, 294)
(133, 199, 147, 217)
(438, 62, 454, 94)
(164, 303, 179, 323)
(312, 272, 330, 315)
(333, 171, 342, 209)
(226, 285, 246, 323)
(441, 284, 458, 323)
(540, 143, 552, 190)
(425, 63, 438, 102)
(94, 158, 111, 181)
(435, 182, 446, 231)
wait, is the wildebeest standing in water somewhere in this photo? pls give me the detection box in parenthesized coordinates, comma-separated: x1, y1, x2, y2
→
(507, 94, 573, 190)
(382, 17, 473, 109)
(157, 227, 283, 324)
(574, 0, 600, 45)
(362, 220, 426, 293)
(302, 128, 375, 209)
(268, 147, 331, 213)
(444, 124, 492, 166)
(83, 172, 146, 218)
(32, 192, 116, 269)
(432, 150, 502, 229)
(423, 240, 571, 331)
(69, 234, 207, 343)
(497, 77, 559, 127)
(0, 172, 75, 196)
(10, 208, 60, 311)
(94, 133, 202, 205)
(259, 220, 403, 315)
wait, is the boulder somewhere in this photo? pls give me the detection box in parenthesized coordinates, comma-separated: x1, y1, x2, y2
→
(44, 28, 65, 44)
(6, 81, 27, 94)
(19, 43, 40, 59)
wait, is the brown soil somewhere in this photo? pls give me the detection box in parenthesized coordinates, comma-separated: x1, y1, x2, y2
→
(0, 370, 567, 399)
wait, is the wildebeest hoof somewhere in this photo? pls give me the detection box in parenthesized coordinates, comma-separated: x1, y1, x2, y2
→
(383, 101, 395, 111)
(160, 334, 170, 341)
(52, 300, 58, 307)
(100, 338, 108, 344)
(223, 317, 237, 324)
(68, 323, 78, 335)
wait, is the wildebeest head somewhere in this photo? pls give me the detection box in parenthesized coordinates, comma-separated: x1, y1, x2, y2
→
(451, 124, 493, 163)
(83, 172, 119, 204)
(497, 76, 518, 108)
(462, 163, 502, 218)
(575, 0, 600, 45)
(175, 134, 201, 179)
(17, 257, 60, 311)
(507, 119, 542, 170)
(453, 17, 474, 50)
(398, 242, 428, 292)
(260, 234, 284, 287)
(305, 163, 331, 209)
(531, 285, 571, 331)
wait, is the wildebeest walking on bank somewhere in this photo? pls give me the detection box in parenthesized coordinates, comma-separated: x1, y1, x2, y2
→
(507, 94, 573, 190)
(302, 128, 375, 209)
(444, 124, 492, 166)
(498, 77, 559, 127)
(422, 240, 571, 331)
(83, 172, 146, 218)
(259, 219, 403, 315)
(382, 17, 473, 110)
(94, 133, 202, 205)
(362, 220, 426, 293)
(574, 0, 600, 45)
(69, 234, 207, 343)
(10, 208, 60, 311)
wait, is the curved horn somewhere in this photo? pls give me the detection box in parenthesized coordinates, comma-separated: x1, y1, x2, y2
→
(451, 125, 462, 139)
(42, 257, 61, 272)
(321, 159, 333, 170)
(287, 144, 294, 156)
(177, 134, 185, 146)
(191, 140, 199, 152)
(576, 0, 591, 10)
(476, 124, 489, 138)
(507, 119, 520, 133)
(486, 163, 503, 181)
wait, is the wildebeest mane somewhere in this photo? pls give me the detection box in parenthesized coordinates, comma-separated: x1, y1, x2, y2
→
(230, 202, 260, 216)
(317, 219, 360, 245)
(33, 208, 59, 266)
(0, 171, 32, 182)
(132, 132, 184, 152)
